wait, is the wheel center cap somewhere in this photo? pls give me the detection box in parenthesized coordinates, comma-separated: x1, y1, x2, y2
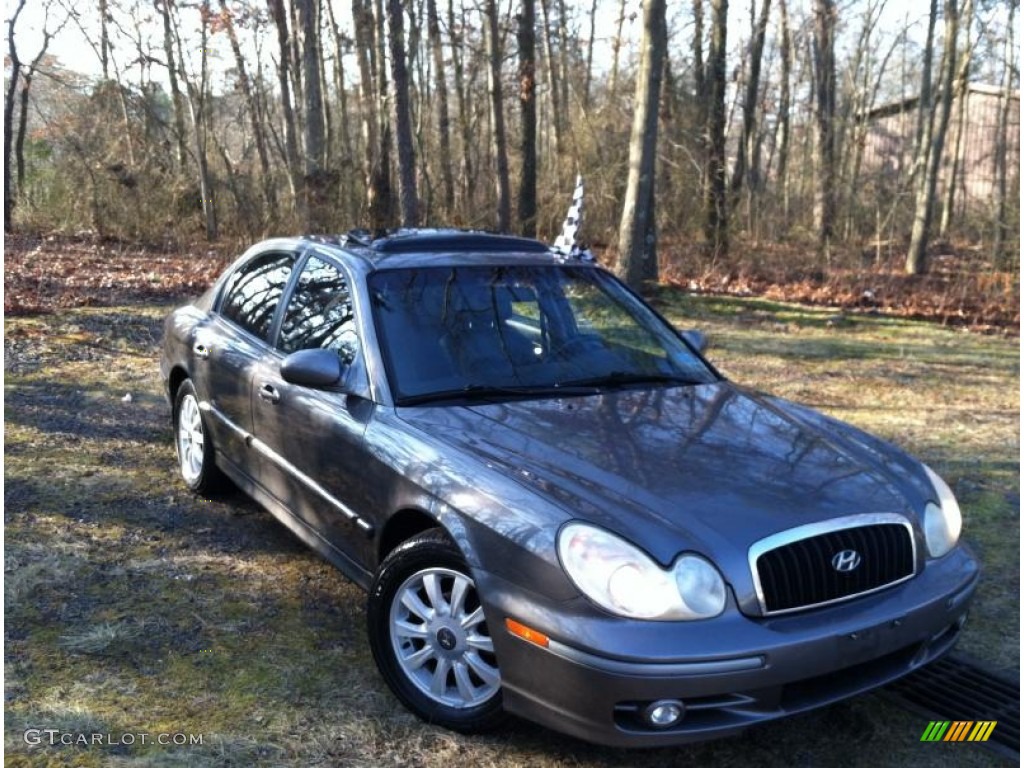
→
(436, 627, 458, 651)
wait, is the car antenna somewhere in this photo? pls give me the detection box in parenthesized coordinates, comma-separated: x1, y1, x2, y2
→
(552, 174, 593, 261)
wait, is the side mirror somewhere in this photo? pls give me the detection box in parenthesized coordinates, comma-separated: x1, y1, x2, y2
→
(681, 329, 708, 354)
(280, 348, 343, 388)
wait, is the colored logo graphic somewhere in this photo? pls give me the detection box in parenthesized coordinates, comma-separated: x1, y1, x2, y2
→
(920, 721, 997, 742)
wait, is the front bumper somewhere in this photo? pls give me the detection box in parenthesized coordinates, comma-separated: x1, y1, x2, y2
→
(477, 544, 979, 747)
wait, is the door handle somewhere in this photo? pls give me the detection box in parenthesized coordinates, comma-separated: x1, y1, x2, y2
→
(193, 343, 210, 360)
(258, 383, 280, 404)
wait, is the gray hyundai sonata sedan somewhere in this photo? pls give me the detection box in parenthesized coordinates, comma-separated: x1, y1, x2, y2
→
(160, 229, 978, 747)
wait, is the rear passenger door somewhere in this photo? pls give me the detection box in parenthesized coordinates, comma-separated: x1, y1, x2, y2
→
(193, 249, 298, 476)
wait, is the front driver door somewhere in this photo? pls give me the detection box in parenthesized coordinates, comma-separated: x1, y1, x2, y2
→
(250, 254, 378, 575)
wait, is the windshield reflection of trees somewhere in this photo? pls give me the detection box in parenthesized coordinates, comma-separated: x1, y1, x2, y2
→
(370, 266, 713, 397)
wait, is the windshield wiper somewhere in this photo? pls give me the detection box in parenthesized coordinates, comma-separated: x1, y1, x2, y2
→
(556, 371, 704, 390)
(398, 382, 599, 406)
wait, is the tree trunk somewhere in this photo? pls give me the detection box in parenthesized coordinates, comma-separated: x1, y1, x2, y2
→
(326, 0, 354, 169)
(4, 0, 26, 230)
(15, 72, 31, 197)
(518, 0, 538, 236)
(100, 0, 110, 80)
(298, 0, 332, 231)
(906, 0, 958, 274)
(539, 0, 564, 157)
(991, 0, 1015, 265)
(776, 0, 792, 226)
(176, 1, 218, 240)
(157, 0, 189, 171)
(387, 0, 419, 226)
(583, 0, 598, 110)
(729, 0, 771, 204)
(693, 0, 707, 213)
(269, 0, 304, 210)
(939, 0, 972, 239)
(448, 0, 474, 213)
(609, 0, 627, 100)
(352, 0, 386, 226)
(617, 0, 667, 289)
(703, 0, 729, 257)
(220, 0, 275, 211)
(811, 0, 836, 253)
(484, 0, 511, 231)
(914, 2, 939, 158)
(371, 0, 395, 229)
(426, 0, 455, 216)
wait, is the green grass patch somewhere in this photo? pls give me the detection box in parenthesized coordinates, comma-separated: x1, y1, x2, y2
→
(4, 297, 1018, 766)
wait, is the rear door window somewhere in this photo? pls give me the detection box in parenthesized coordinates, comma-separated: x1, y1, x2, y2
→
(219, 252, 296, 341)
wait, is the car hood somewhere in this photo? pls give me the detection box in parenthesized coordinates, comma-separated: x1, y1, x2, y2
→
(397, 382, 925, 603)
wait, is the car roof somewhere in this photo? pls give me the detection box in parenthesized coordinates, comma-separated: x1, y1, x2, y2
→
(295, 229, 597, 274)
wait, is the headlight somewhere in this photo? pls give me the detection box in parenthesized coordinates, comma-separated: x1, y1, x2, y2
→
(557, 522, 726, 620)
(922, 464, 962, 558)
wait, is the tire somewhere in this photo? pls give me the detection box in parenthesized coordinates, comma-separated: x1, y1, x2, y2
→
(368, 529, 506, 733)
(172, 378, 224, 495)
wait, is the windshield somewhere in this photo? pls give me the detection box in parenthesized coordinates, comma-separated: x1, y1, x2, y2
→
(369, 265, 717, 404)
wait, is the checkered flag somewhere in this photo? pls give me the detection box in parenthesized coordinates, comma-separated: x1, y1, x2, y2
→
(553, 175, 584, 254)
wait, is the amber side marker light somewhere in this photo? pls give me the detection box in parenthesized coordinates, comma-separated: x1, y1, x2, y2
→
(506, 618, 550, 648)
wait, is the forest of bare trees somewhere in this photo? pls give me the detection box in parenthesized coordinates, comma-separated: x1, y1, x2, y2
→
(3, 0, 1020, 289)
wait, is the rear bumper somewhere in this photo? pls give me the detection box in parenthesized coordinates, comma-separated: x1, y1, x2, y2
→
(477, 545, 979, 747)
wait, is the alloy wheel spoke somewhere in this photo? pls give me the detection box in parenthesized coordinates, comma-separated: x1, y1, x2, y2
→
(423, 573, 448, 616)
(465, 634, 494, 654)
(400, 589, 434, 623)
(464, 651, 500, 687)
(460, 605, 485, 631)
(452, 660, 478, 703)
(394, 619, 428, 639)
(430, 657, 452, 695)
(449, 577, 470, 620)
(403, 645, 435, 670)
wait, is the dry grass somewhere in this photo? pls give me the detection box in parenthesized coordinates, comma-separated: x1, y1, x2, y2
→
(4, 296, 1018, 767)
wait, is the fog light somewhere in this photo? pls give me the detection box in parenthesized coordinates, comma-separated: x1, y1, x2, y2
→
(643, 699, 685, 728)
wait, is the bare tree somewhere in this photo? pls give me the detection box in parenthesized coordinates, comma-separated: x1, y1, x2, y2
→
(582, 0, 597, 109)
(518, 0, 538, 236)
(617, 0, 667, 289)
(298, 0, 333, 230)
(729, 0, 771, 204)
(426, 0, 454, 215)
(15, 15, 69, 198)
(539, 0, 564, 156)
(173, 0, 218, 239)
(448, 0, 475, 212)
(906, 0, 958, 274)
(4, 0, 28, 229)
(775, 0, 792, 226)
(939, 0, 974, 238)
(156, 0, 189, 171)
(219, 0, 275, 212)
(268, 0, 304, 210)
(703, 0, 729, 257)
(484, 0, 511, 231)
(991, 0, 1016, 264)
(609, 0, 627, 100)
(811, 0, 837, 252)
(386, 0, 418, 226)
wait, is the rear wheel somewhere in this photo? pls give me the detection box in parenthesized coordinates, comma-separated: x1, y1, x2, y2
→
(173, 379, 224, 494)
(368, 529, 505, 732)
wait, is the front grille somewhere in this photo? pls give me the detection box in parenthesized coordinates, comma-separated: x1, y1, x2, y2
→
(752, 517, 915, 615)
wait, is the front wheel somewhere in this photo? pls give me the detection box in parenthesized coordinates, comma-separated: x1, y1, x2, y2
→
(173, 378, 224, 494)
(367, 529, 505, 733)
